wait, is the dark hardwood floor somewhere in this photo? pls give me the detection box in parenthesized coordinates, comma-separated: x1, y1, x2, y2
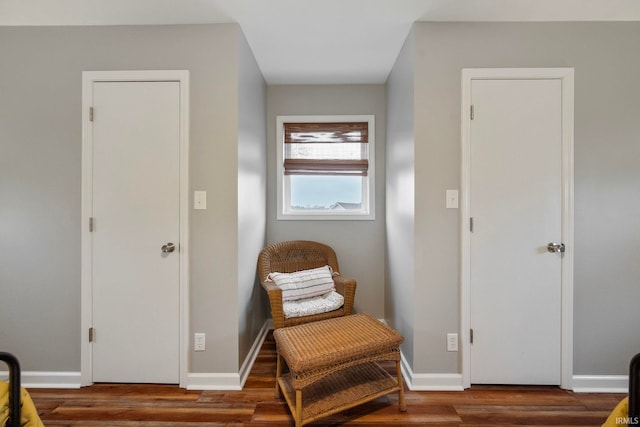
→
(29, 332, 623, 426)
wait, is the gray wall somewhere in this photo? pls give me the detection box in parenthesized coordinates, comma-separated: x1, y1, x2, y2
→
(237, 31, 267, 366)
(2, 18, 638, 383)
(0, 23, 266, 376)
(266, 85, 386, 318)
(385, 30, 416, 367)
(406, 21, 640, 375)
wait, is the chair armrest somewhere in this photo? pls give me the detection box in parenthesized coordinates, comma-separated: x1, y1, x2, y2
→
(334, 276, 357, 316)
(261, 281, 286, 329)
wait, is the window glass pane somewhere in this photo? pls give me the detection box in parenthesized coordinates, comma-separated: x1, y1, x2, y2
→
(289, 175, 362, 211)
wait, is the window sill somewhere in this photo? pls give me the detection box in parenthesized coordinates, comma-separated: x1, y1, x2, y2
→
(277, 211, 375, 221)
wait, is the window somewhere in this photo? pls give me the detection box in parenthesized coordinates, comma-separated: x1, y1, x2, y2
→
(276, 115, 375, 220)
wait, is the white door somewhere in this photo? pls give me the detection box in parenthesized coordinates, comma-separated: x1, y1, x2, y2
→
(469, 78, 563, 384)
(91, 81, 180, 383)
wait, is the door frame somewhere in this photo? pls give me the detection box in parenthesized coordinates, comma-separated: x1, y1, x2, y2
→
(460, 68, 574, 389)
(80, 70, 190, 387)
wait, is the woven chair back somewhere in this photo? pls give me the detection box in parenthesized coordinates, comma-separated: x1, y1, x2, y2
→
(258, 240, 340, 283)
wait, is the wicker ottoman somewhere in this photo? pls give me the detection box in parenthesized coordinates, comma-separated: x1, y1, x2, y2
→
(273, 313, 406, 427)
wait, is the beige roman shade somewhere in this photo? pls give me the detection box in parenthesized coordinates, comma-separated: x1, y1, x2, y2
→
(283, 122, 369, 176)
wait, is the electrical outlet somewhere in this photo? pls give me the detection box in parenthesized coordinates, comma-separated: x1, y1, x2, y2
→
(447, 333, 458, 352)
(194, 333, 206, 352)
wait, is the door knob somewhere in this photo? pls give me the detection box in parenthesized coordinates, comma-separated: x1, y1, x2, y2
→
(546, 242, 565, 253)
(161, 242, 176, 253)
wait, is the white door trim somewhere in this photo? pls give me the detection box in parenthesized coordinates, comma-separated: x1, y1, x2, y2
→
(81, 70, 190, 387)
(460, 68, 574, 389)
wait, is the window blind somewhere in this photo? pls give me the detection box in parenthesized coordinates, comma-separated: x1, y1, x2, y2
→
(283, 122, 369, 176)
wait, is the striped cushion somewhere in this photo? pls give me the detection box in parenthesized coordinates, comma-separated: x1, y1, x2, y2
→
(268, 265, 336, 301)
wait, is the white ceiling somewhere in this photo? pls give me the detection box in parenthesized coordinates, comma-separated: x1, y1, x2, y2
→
(2, 0, 639, 84)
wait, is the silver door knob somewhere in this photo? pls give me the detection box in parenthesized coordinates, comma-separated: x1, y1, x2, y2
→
(547, 242, 565, 253)
(161, 242, 176, 253)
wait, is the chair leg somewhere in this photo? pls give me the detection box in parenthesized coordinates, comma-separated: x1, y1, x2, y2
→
(396, 360, 406, 412)
(629, 353, 640, 418)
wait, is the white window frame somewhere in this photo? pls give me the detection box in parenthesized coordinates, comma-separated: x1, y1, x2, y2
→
(276, 115, 375, 220)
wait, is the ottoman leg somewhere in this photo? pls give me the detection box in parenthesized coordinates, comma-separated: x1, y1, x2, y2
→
(396, 360, 406, 412)
(295, 389, 303, 427)
(275, 352, 282, 397)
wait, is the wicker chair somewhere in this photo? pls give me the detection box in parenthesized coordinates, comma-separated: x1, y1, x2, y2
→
(258, 240, 357, 329)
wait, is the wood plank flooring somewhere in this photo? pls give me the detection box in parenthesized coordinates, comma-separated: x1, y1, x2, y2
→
(28, 331, 623, 426)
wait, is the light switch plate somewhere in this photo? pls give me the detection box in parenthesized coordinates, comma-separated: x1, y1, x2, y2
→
(194, 191, 207, 210)
(446, 190, 459, 209)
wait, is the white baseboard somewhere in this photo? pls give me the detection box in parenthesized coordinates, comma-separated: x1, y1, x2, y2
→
(399, 350, 628, 393)
(186, 319, 272, 390)
(239, 319, 272, 388)
(0, 371, 81, 388)
(15, 326, 623, 394)
(572, 375, 628, 393)
(186, 372, 242, 390)
(379, 319, 464, 391)
(0, 319, 272, 391)
(400, 352, 464, 391)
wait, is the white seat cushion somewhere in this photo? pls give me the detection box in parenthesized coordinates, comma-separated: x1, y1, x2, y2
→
(282, 291, 344, 319)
